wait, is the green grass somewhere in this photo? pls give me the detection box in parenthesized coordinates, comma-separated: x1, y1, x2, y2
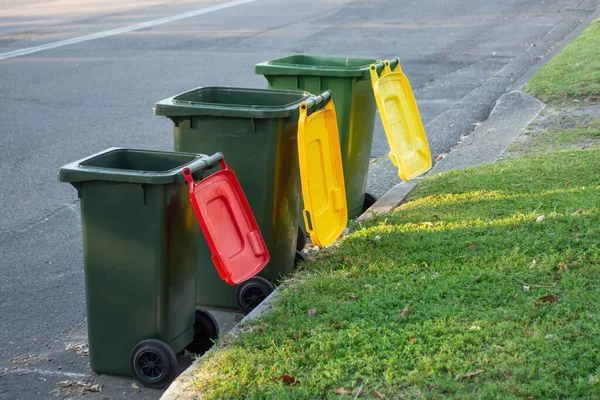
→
(505, 121, 600, 158)
(185, 147, 600, 399)
(525, 16, 600, 101)
(550, 125, 600, 144)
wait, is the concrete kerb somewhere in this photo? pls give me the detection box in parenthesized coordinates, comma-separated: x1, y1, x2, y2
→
(160, 9, 600, 397)
(160, 290, 278, 400)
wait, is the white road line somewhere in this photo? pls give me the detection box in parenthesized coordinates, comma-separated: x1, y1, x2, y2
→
(3, 367, 88, 379)
(0, 0, 258, 61)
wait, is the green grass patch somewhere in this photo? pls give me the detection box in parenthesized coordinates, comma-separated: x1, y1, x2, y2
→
(525, 16, 600, 101)
(506, 120, 600, 157)
(186, 147, 600, 399)
(553, 125, 600, 143)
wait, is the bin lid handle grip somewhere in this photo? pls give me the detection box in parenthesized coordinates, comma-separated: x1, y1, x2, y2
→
(302, 90, 332, 115)
(181, 153, 225, 185)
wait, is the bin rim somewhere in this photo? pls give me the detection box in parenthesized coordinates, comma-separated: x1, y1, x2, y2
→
(58, 147, 221, 185)
(254, 55, 396, 78)
(153, 86, 313, 119)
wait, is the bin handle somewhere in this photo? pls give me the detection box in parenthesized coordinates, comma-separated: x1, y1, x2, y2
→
(369, 58, 399, 75)
(388, 57, 401, 72)
(369, 58, 403, 81)
(301, 90, 332, 116)
(383, 58, 402, 75)
(181, 152, 224, 184)
(302, 209, 314, 234)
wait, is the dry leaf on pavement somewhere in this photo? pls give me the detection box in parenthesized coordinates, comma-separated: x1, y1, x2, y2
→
(65, 343, 89, 357)
(9, 354, 50, 366)
(53, 381, 101, 397)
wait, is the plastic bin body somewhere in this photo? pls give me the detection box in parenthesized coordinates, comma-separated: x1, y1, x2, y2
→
(255, 55, 390, 219)
(59, 148, 213, 376)
(154, 87, 312, 310)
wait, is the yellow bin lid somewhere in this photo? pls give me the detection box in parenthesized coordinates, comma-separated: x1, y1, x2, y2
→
(370, 59, 432, 181)
(297, 92, 347, 247)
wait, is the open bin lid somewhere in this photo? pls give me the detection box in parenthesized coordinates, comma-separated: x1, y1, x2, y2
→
(183, 158, 269, 285)
(297, 92, 348, 247)
(369, 59, 432, 181)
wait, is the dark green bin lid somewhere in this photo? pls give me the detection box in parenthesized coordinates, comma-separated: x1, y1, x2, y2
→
(58, 148, 222, 185)
(153, 87, 313, 119)
(254, 55, 395, 78)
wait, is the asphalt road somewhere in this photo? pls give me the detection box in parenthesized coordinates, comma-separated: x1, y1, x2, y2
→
(0, 0, 596, 399)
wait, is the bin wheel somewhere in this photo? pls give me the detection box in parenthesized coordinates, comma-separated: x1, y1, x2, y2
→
(296, 227, 307, 251)
(363, 192, 378, 212)
(186, 309, 219, 355)
(294, 250, 307, 268)
(236, 276, 275, 314)
(130, 339, 178, 389)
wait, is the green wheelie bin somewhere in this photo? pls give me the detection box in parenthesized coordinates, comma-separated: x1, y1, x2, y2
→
(255, 55, 398, 220)
(58, 148, 222, 389)
(154, 87, 328, 313)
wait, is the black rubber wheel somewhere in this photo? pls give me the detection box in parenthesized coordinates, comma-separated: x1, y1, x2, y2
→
(130, 339, 178, 389)
(294, 250, 307, 268)
(185, 309, 219, 355)
(362, 192, 378, 212)
(236, 276, 275, 314)
(296, 227, 307, 251)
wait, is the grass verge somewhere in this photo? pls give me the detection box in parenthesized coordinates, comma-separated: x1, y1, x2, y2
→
(185, 146, 600, 399)
(525, 16, 600, 101)
(505, 116, 600, 158)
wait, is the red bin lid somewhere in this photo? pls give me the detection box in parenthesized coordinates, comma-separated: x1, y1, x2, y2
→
(183, 159, 269, 285)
